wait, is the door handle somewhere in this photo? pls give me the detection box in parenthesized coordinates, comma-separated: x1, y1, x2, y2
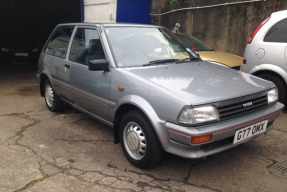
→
(64, 64, 70, 72)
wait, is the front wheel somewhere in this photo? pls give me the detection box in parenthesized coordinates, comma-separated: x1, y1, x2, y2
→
(120, 110, 163, 169)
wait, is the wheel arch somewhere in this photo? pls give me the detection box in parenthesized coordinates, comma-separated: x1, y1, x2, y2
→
(250, 64, 287, 86)
(253, 70, 287, 88)
(113, 96, 164, 145)
(39, 73, 50, 97)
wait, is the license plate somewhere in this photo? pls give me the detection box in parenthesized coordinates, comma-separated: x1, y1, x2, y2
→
(15, 52, 28, 56)
(233, 120, 268, 144)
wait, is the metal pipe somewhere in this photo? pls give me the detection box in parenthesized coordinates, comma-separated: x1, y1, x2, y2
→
(273, 0, 277, 12)
(150, 0, 266, 16)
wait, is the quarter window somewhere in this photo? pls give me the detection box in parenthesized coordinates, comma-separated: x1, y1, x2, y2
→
(264, 18, 287, 43)
(44, 26, 74, 58)
(69, 28, 105, 65)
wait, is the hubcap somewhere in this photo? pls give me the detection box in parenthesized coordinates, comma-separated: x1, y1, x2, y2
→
(45, 84, 54, 108)
(123, 122, 146, 160)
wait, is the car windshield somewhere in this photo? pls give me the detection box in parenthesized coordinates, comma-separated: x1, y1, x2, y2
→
(176, 33, 213, 51)
(105, 27, 193, 67)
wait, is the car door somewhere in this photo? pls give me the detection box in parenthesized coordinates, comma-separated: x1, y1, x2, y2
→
(63, 26, 112, 122)
(42, 25, 75, 97)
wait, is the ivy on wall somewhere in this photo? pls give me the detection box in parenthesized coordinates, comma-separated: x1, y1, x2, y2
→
(166, 0, 192, 6)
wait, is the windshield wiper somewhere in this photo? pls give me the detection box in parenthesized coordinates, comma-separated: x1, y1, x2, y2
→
(176, 57, 199, 64)
(143, 59, 179, 66)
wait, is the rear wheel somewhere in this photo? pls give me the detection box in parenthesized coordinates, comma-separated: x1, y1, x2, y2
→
(257, 73, 287, 105)
(44, 80, 64, 112)
(120, 110, 163, 169)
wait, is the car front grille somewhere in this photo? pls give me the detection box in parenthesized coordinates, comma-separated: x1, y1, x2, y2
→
(216, 91, 269, 121)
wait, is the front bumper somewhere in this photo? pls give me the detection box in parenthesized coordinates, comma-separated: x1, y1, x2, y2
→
(163, 102, 284, 159)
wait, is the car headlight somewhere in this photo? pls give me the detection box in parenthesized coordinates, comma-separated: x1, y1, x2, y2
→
(267, 88, 278, 104)
(1, 47, 9, 52)
(32, 48, 39, 52)
(178, 105, 219, 125)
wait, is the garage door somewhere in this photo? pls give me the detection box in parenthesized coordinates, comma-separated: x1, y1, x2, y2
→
(116, 0, 151, 24)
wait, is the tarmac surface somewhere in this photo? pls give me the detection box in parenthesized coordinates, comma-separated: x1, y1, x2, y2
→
(0, 64, 286, 192)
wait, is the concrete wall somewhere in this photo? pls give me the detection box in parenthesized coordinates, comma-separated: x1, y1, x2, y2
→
(152, 0, 287, 56)
(84, 0, 117, 23)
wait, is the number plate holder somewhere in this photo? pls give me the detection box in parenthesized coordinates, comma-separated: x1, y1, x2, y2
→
(233, 120, 268, 144)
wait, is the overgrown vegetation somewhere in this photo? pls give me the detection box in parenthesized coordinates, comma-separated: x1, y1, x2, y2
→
(166, 0, 192, 6)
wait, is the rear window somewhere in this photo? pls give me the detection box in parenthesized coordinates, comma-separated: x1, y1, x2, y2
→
(264, 18, 287, 43)
(44, 26, 74, 58)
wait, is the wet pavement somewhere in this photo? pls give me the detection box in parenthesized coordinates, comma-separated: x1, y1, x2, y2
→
(0, 64, 286, 192)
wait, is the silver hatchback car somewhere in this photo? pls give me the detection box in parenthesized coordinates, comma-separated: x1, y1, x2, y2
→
(241, 10, 287, 105)
(37, 23, 284, 169)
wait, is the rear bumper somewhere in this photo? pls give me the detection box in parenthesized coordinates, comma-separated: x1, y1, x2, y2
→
(162, 102, 284, 159)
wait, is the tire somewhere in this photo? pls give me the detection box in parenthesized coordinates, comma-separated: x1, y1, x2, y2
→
(44, 80, 64, 112)
(257, 73, 287, 105)
(119, 110, 163, 169)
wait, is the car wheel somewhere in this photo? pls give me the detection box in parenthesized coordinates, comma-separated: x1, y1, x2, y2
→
(257, 73, 287, 105)
(44, 80, 64, 112)
(120, 110, 163, 169)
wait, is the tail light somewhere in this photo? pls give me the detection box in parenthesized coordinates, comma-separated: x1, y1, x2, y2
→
(248, 17, 270, 44)
(243, 59, 246, 64)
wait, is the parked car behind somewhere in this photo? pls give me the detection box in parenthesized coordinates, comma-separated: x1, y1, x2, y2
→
(37, 23, 284, 169)
(0, 41, 40, 65)
(241, 10, 287, 105)
(175, 33, 243, 69)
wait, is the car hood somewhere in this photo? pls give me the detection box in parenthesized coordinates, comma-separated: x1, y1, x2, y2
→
(196, 51, 243, 68)
(126, 61, 274, 105)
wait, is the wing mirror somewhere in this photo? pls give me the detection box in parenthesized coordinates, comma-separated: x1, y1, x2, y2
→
(89, 59, 109, 72)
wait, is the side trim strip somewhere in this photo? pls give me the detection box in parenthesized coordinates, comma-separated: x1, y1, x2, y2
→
(54, 81, 112, 108)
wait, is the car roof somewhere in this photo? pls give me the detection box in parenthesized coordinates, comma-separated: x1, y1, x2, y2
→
(57, 23, 160, 28)
(271, 10, 287, 19)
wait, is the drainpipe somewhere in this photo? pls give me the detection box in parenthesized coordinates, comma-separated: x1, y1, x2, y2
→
(151, 0, 266, 16)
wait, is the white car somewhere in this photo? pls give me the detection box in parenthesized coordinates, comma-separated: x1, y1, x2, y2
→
(241, 10, 287, 105)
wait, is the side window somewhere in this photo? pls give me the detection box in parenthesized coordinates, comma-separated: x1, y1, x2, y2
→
(44, 26, 74, 58)
(69, 28, 106, 65)
(264, 18, 287, 43)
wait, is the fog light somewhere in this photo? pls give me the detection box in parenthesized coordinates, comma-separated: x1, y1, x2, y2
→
(192, 135, 212, 144)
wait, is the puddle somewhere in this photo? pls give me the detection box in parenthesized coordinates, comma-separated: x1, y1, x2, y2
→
(9, 86, 40, 96)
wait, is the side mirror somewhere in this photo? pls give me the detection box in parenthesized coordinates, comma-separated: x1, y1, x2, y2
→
(89, 59, 109, 72)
